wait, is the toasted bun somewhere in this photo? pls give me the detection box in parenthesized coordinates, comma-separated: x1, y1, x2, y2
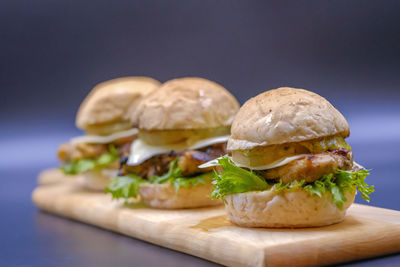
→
(224, 188, 355, 228)
(133, 77, 239, 130)
(37, 168, 77, 185)
(139, 181, 222, 209)
(76, 77, 161, 135)
(77, 169, 118, 191)
(228, 87, 349, 150)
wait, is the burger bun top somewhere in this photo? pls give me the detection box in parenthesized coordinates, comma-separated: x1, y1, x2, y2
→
(133, 77, 240, 130)
(76, 76, 161, 135)
(228, 87, 349, 150)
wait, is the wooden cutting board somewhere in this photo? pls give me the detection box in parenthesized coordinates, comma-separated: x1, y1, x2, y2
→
(32, 177, 400, 267)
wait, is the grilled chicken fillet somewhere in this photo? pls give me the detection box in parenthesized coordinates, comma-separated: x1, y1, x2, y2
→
(258, 149, 353, 183)
(57, 136, 136, 162)
(121, 143, 228, 179)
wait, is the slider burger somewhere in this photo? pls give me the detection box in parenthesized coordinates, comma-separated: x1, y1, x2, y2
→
(57, 77, 161, 190)
(202, 87, 374, 227)
(106, 77, 240, 209)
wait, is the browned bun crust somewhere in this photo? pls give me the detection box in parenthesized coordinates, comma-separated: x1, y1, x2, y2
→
(139, 181, 222, 209)
(77, 168, 118, 191)
(228, 87, 349, 150)
(224, 188, 355, 228)
(76, 76, 161, 135)
(132, 77, 239, 130)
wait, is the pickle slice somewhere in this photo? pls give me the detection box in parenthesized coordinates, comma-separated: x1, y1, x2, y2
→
(85, 121, 132, 136)
(139, 126, 231, 146)
(232, 136, 351, 168)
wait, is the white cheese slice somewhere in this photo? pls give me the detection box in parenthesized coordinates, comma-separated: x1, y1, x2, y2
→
(70, 128, 138, 144)
(197, 158, 221, 169)
(198, 154, 312, 170)
(127, 140, 182, 166)
(233, 154, 311, 170)
(190, 135, 231, 150)
(353, 161, 365, 170)
(199, 155, 365, 171)
(127, 135, 230, 166)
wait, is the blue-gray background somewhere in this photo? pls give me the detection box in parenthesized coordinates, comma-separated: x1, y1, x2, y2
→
(1, 1, 400, 266)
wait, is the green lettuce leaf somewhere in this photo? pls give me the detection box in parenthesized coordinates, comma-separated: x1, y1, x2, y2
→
(334, 168, 374, 202)
(211, 156, 271, 199)
(150, 159, 210, 191)
(172, 173, 208, 191)
(105, 174, 145, 200)
(304, 173, 348, 209)
(274, 179, 306, 193)
(149, 159, 182, 184)
(303, 169, 374, 209)
(60, 145, 119, 175)
(211, 156, 374, 210)
(106, 159, 212, 200)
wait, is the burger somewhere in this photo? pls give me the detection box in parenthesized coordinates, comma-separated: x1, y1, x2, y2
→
(57, 76, 161, 190)
(203, 87, 374, 227)
(106, 77, 240, 208)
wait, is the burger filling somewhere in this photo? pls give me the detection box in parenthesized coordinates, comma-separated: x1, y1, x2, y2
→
(207, 136, 374, 210)
(57, 135, 136, 175)
(105, 128, 230, 200)
(120, 143, 227, 178)
(260, 149, 353, 183)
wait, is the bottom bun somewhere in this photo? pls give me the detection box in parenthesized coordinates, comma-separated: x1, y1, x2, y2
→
(38, 168, 78, 185)
(224, 188, 356, 228)
(139, 181, 222, 209)
(77, 169, 118, 191)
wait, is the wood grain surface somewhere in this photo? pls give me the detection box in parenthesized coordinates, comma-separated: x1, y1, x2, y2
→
(32, 176, 400, 267)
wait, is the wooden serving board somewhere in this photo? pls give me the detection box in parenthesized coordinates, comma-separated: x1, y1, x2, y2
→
(32, 178, 400, 267)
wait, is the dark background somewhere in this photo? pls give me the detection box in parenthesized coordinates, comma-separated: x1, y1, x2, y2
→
(1, 1, 400, 266)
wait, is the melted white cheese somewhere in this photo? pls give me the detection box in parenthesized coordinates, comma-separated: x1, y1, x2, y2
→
(70, 128, 138, 144)
(353, 161, 365, 170)
(233, 154, 311, 170)
(127, 135, 230, 166)
(198, 154, 312, 170)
